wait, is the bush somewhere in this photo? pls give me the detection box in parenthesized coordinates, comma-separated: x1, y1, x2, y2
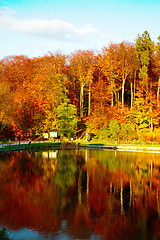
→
(119, 123, 138, 141)
(98, 127, 109, 140)
(0, 228, 10, 240)
(108, 120, 120, 140)
(97, 121, 138, 142)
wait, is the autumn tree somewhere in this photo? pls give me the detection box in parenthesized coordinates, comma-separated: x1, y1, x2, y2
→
(68, 50, 95, 118)
(0, 56, 36, 137)
(0, 81, 15, 139)
(32, 53, 67, 132)
(1, 55, 34, 92)
(96, 46, 120, 106)
(15, 97, 46, 138)
(0, 61, 16, 139)
(99, 42, 137, 106)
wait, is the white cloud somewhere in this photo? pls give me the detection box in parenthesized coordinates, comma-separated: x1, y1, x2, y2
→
(0, 7, 101, 42)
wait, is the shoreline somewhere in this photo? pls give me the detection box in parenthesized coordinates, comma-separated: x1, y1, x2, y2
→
(1, 141, 160, 153)
(80, 144, 160, 153)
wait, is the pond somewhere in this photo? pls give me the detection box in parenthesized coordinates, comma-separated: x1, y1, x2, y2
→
(0, 149, 160, 240)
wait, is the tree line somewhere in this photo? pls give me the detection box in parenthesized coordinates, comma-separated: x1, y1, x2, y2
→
(1, 30, 160, 142)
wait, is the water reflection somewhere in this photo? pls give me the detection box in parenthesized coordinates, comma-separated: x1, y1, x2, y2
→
(0, 149, 160, 239)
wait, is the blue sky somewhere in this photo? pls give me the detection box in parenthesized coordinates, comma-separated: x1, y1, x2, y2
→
(0, 0, 160, 59)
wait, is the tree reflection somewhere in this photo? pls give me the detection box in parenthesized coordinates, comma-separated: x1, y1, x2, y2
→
(55, 151, 77, 193)
(0, 149, 160, 240)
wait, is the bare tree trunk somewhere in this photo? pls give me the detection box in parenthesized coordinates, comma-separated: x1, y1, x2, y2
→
(150, 106, 153, 133)
(111, 92, 114, 106)
(131, 82, 133, 108)
(157, 77, 160, 107)
(117, 92, 120, 108)
(122, 76, 125, 105)
(88, 83, 91, 116)
(151, 117, 153, 133)
(134, 71, 136, 105)
(80, 83, 84, 118)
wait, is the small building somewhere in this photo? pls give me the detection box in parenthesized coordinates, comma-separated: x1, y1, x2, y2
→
(43, 131, 58, 140)
(43, 132, 49, 140)
(49, 131, 58, 138)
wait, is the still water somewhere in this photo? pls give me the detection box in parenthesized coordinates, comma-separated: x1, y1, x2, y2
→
(0, 149, 160, 240)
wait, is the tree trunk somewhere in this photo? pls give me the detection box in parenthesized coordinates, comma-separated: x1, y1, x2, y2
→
(150, 106, 153, 133)
(134, 71, 136, 104)
(117, 92, 120, 108)
(115, 92, 118, 107)
(131, 82, 133, 108)
(111, 92, 114, 106)
(151, 117, 153, 133)
(88, 83, 91, 116)
(157, 77, 160, 107)
(122, 76, 125, 105)
(80, 83, 84, 118)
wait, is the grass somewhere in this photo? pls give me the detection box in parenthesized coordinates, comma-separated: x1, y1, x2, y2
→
(0, 141, 62, 151)
(77, 139, 160, 147)
(0, 139, 160, 152)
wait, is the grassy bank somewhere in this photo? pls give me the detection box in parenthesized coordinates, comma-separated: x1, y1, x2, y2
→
(1, 140, 160, 152)
(77, 139, 160, 146)
(0, 141, 62, 152)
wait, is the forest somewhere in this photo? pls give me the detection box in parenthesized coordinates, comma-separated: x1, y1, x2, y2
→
(1, 30, 160, 142)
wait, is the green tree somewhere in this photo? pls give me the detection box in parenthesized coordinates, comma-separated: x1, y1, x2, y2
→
(55, 153, 77, 193)
(154, 36, 160, 107)
(56, 99, 78, 139)
(135, 31, 154, 98)
(127, 93, 152, 133)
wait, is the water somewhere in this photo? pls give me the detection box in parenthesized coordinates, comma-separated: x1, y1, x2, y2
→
(0, 149, 160, 240)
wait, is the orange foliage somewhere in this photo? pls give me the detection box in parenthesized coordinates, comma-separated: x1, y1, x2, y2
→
(1, 34, 160, 140)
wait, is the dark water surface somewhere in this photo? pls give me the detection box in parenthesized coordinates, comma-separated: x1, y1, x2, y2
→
(0, 149, 160, 240)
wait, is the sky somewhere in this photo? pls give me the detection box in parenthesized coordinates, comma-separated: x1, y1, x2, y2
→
(0, 0, 160, 59)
